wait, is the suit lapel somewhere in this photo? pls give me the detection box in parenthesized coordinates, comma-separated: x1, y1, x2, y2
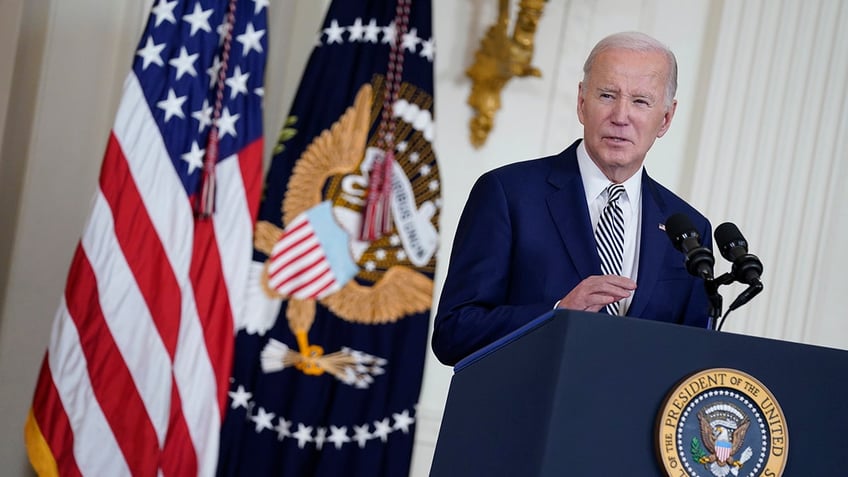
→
(544, 143, 676, 316)
(545, 143, 600, 279)
(627, 174, 668, 316)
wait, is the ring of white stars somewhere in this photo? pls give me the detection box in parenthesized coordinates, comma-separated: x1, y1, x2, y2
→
(318, 17, 435, 63)
(677, 390, 767, 477)
(228, 384, 417, 450)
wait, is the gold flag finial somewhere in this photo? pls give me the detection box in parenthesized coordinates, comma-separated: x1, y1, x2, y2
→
(466, 0, 547, 148)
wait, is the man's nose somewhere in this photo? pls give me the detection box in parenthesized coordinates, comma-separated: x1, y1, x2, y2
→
(610, 99, 630, 124)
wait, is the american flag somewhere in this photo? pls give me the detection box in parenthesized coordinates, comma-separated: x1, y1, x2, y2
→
(24, 0, 266, 475)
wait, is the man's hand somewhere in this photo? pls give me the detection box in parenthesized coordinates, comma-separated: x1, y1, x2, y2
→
(556, 275, 636, 312)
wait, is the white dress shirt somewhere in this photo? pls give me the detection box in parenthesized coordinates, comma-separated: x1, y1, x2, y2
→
(575, 141, 643, 315)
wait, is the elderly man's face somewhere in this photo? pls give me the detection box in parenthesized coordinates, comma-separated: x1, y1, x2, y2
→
(577, 48, 676, 183)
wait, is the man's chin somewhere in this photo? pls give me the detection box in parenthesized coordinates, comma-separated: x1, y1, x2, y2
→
(594, 153, 644, 177)
(595, 150, 634, 168)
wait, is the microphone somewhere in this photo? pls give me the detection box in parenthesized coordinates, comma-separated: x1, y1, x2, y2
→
(714, 222, 763, 286)
(665, 213, 715, 280)
(714, 222, 763, 313)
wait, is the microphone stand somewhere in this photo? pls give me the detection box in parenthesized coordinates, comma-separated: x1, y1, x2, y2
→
(704, 278, 721, 331)
(719, 278, 763, 331)
(704, 273, 735, 331)
(704, 273, 763, 331)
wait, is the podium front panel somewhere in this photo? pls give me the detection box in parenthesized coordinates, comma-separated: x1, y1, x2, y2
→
(430, 310, 848, 476)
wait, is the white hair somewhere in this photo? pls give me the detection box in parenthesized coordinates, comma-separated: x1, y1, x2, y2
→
(582, 31, 678, 108)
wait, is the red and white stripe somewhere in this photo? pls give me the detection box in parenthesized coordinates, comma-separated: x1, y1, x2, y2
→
(27, 71, 261, 476)
(266, 214, 341, 299)
(716, 441, 732, 462)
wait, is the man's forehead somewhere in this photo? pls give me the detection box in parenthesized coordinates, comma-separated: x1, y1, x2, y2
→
(593, 49, 669, 74)
(590, 66, 666, 93)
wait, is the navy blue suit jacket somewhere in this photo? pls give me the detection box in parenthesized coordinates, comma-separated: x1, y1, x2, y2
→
(432, 140, 712, 365)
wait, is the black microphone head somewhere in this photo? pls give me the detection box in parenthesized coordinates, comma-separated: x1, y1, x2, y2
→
(714, 222, 748, 262)
(665, 213, 700, 252)
(665, 213, 715, 279)
(715, 222, 763, 284)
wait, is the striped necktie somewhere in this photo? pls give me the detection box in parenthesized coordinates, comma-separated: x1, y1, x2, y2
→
(595, 183, 626, 315)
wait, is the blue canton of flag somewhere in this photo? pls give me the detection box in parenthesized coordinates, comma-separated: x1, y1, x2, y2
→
(25, 0, 266, 476)
(137, 0, 266, 195)
(216, 1, 439, 476)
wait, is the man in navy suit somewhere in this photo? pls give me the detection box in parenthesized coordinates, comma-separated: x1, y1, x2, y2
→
(432, 32, 712, 366)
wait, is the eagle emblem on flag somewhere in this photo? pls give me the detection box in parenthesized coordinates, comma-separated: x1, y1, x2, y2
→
(250, 83, 438, 386)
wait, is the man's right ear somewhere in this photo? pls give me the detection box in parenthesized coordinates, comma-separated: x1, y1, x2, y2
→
(576, 82, 585, 124)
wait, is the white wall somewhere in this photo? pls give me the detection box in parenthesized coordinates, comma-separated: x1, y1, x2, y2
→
(0, 2, 145, 475)
(688, 0, 848, 350)
(1, 1, 846, 476)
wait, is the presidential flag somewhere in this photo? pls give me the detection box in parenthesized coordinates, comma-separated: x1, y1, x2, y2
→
(24, 0, 266, 475)
(216, 1, 439, 476)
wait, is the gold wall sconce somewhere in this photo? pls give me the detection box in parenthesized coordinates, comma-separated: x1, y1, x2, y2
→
(466, 0, 547, 148)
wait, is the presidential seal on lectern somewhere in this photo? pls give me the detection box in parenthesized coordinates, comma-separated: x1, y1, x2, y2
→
(656, 368, 788, 477)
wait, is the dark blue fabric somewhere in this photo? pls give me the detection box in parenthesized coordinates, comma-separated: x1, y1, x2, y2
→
(217, 2, 436, 476)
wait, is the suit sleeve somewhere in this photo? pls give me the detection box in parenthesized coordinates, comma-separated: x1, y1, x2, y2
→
(432, 172, 551, 366)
